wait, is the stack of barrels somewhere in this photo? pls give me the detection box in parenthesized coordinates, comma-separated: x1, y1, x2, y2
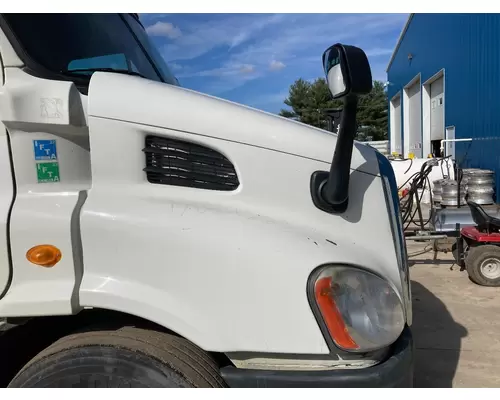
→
(432, 179, 447, 204)
(432, 168, 495, 206)
(440, 180, 467, 206)
(432, 179, 448, 204)
(462, 168, 495, 205)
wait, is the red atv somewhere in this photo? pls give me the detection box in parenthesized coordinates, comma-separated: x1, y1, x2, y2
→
(456, 201, 500, 286)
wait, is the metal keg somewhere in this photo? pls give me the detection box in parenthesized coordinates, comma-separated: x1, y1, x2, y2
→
(466, 169, 494, 183)
(440, 180, 466, 206)
(466, 169, 495, 205)
(467, 186, 495, 204)
(460, 168, 481, 186)
(432, 179, 448, 203)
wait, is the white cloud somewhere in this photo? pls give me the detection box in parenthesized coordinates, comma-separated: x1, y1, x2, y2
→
(240, 64, 256, 74)
(212, 14, 406, 79)
(160, 14, 285, 62)
(178, 62, 257, 78)
(365, 47, 394, 57)
(162, 13, 407, 95)
(177, 61, 263, 95)
(269, 60, 286, 71)
(139, 14, 171, 22)
(169, 63, 183, 71)
(242, 15, 403, 62)
(146, 21, 182, 38)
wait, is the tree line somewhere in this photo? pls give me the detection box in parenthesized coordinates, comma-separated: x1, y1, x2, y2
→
(279, 78, 388, 141)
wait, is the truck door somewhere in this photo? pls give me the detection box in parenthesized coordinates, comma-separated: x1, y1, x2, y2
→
(0, 67, 90, 315)
(0, 111, 14, 298)
(0, 57, 14, 298)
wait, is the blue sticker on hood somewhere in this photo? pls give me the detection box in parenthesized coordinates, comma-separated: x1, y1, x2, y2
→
(33, 140, 57, 161)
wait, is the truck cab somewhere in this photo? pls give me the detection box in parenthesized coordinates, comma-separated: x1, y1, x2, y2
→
(0, 13, 413, 387)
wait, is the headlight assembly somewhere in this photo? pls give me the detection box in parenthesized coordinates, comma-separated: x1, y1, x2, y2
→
(310, 265, 405, 352)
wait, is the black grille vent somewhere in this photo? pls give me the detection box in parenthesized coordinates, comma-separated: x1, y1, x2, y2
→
(143, 136, 239, 191)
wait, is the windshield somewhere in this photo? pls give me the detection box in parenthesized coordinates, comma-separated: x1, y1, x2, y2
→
(1, 13, 179, 87)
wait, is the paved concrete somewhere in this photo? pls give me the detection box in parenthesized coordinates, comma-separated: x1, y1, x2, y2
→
(407, 241, 500, 387)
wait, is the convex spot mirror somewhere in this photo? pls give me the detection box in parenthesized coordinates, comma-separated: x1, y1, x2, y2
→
(322, 43, 373, 99)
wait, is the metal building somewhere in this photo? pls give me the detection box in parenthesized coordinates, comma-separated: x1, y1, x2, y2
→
(386, 13, 500, 201)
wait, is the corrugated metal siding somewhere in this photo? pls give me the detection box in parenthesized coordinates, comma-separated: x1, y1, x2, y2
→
(387, 13, 500, 201)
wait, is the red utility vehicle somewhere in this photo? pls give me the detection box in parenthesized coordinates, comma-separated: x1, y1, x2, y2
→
(458, 202, 500, 286)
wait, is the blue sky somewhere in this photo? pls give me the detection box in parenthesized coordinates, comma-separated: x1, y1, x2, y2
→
(140, 13, 408, 114)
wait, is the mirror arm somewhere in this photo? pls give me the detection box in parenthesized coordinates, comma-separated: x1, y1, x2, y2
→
(322, 94, 358, 208)
(310, 94, 358, 214)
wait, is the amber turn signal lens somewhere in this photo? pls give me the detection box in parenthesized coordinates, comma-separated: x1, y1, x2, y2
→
(26, 245, 62, 268)
(314, 276, 359, 350)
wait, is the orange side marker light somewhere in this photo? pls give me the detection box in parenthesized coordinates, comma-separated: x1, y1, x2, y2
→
(26, 245, 62, 268)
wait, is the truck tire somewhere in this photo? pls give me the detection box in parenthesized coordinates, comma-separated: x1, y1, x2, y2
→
(8, 326, 227, 388)
(465, 245, 500, 287)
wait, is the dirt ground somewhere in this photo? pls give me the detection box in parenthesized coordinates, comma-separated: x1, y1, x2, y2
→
(407, 240, 500, 388)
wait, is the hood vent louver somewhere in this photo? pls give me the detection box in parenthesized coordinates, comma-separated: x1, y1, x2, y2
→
(143, 135, 239, 191)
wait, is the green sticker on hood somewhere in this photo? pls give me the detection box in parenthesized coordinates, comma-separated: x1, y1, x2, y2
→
(36, 162, 60, 183)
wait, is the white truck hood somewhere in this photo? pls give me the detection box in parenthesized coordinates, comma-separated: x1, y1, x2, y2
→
(88, 72, 380, 176)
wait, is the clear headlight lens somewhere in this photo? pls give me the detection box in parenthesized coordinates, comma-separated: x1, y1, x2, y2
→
(312, 266, 405, 352)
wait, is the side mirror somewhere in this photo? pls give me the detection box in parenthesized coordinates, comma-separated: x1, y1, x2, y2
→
(310, 44, 373, 214)
(322, 43, 373, 99)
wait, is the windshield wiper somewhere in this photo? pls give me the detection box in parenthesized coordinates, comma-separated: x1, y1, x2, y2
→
(60, 68, 147, 79)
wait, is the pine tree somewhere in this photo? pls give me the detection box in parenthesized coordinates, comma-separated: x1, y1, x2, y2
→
(356, 81, 388, 141)
(279, 78, 388, 140)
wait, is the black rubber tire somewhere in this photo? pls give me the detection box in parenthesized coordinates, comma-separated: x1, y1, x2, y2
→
(8, 326, 227, 388)
(465, 245, 500, 287)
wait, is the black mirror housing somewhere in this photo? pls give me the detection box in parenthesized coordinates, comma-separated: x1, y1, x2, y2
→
(322, 43, 373, 99)
(311, 43, 373, 214)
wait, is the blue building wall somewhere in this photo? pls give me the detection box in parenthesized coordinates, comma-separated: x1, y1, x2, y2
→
(387, 13, 500, 200)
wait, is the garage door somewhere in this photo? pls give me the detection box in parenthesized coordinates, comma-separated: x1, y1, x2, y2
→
(391, 95, 402, 154)
(430, 77, 444, 141)
(407, 81, 422, 158)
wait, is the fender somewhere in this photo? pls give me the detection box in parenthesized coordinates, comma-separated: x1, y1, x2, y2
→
(78, 128, 399, 354)
(78, 198, 393, 354)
